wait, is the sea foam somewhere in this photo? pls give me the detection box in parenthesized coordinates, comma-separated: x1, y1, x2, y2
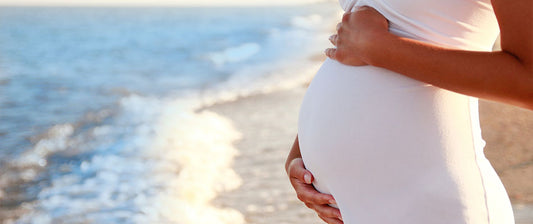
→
(4, 5, 340, 223)
(15, 95, 245, 224)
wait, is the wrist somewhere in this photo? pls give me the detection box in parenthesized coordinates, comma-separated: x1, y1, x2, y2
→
(361, 30, 395, 66)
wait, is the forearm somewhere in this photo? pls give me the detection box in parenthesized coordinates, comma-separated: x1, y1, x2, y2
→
(366, 33, 533, 110)
(285, 134, 302, 173)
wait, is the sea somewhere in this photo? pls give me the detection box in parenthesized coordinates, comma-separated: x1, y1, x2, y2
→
(0, 4, 339, 224)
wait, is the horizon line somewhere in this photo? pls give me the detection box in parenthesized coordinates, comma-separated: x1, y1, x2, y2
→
(0, 0, 332, 7)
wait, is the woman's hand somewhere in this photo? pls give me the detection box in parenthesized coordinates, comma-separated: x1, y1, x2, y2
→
(287, 158, 343, 224)
(325, 6, 390, 66)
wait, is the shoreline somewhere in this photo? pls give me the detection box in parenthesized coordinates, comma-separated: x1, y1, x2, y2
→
(203, 83, 533, 223)
(203, 87, 324, 224)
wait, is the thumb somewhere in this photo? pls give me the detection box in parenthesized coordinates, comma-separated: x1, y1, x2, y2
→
(288, 158, 314, 184)
(325, 48, 337, 60)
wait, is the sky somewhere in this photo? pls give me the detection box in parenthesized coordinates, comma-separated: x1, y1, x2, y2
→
(0, 0, 331, 6)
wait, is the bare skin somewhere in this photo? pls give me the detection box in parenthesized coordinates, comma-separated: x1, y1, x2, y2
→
(287, 0, 532, 223)
(327, 3, 533, 110)
(285, 135, 343, 223)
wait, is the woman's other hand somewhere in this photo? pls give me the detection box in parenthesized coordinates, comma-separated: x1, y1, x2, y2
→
(325, 6, 389, 66)
(287, 158, 343, 224)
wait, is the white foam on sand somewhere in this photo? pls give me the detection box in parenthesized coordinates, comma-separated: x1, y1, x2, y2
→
(14, 95, 245, 224)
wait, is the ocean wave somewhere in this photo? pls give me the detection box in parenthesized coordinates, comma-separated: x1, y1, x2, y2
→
(290, 14, 324, 30)
(207, 43, 261, 66)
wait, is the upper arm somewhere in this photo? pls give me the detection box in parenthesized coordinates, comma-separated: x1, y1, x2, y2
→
(492, 0, 533, 109)
(491, 0, 533, 72)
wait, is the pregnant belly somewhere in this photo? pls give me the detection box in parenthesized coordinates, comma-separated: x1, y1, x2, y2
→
(297, 59, 450, 175)
(298, 59, 445, 185)
(296, 59, 492, 222)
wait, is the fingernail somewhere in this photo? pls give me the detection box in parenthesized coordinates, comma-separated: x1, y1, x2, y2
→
(329, 199, 336, 204)
(329, 35, 334, 41)
(339, 215, 343, 221)
(304, 174, 312, 184)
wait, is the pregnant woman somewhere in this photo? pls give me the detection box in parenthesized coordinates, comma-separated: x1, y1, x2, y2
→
(286, 0, 532, 223)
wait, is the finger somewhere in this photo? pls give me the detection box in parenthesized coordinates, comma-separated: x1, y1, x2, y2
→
(325, 48, 337, 60)
(336, 22, 342, 32)
(318, 215, 344, 224)
(309, 204, 343, 221)
(293, 180, 336, 205)
(329, 34, 338, 46)
(287, 158, 313, 184)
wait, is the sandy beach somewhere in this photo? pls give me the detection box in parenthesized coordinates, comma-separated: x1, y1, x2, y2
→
(204, 77, 533, 223)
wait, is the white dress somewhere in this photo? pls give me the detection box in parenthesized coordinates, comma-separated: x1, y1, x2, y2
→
(297, 0, 515, 223)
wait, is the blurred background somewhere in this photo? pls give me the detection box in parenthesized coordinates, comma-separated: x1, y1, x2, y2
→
(0, 0, 531, 223)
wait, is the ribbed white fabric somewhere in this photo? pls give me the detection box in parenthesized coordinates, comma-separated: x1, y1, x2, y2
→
(297, 0, 514, 223)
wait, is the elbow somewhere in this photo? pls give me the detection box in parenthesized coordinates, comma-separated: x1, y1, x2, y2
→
(520, 64, 533, 110)
(519, 98, 533, 111)
(521, 89, 533, 111)
(505, 53, 533, 110)
(519, 95, 533, 111)
(514, 71, 533, 110)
